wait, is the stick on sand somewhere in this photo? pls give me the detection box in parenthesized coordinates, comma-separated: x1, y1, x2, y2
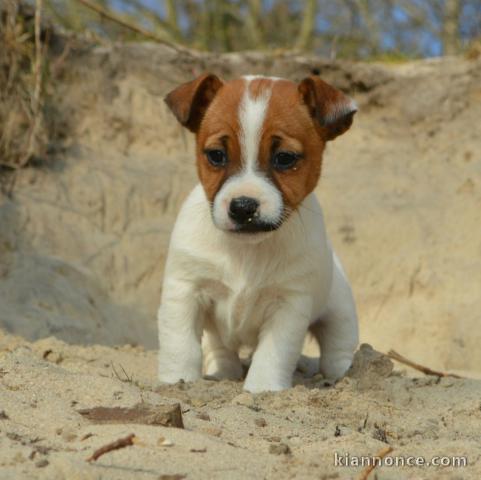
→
(87, 433, 136, 462)
(357, 446, 393, 480)
(387, 350, 463, 379)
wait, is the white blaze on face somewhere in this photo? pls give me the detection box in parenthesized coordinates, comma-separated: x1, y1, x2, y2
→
(212, 77, 284, 233)
(238, 80, 271, 171)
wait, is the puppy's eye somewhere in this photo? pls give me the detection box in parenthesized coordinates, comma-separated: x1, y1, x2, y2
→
(205, 149, 227, 167)
(272, 151, 300, 171)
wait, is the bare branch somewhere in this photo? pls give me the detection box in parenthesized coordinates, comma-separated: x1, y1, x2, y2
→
(387, 350, 463, 379)
(296, 0, 317, 49)
(74, 0, 188, 51)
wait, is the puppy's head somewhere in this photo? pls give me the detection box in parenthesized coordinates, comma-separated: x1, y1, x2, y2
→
(165, 74, 356, 236)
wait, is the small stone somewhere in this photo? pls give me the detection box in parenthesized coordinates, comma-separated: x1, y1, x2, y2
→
(196, 412, 210, 421)
(157, 436, 174, 447)
(372, 424, 388, 443)
(61, 427, 77, 442)
(269, 443, 291, 455)
(42, 349, 63, 364)
(254, 417, 267, 427)
(200, 426, 222, 437)
(347, 343, 393, 390)
(35, 459, 49, 468)
(231, 392, 255, 407)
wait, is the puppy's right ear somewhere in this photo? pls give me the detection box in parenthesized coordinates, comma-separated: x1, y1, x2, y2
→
(164, 73, 224, 133)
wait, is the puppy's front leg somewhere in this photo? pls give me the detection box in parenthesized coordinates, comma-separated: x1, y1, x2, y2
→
(311, 257, 359, 381)
(244, 296, 312, 393)
(158, 279, 203, 383)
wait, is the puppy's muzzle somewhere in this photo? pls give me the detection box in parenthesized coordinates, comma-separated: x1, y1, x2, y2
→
(228, 196, 279, 233)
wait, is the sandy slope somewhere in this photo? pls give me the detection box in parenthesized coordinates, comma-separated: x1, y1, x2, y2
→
(0, 43, 480, 479)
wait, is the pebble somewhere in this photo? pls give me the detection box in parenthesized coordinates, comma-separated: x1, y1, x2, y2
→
(196, 412, 210, 421)
(254, 417, 267, 427)
(231, 392, 255, 407)
(157, 436, 174, 447)
(200, 426, 222, 437)
(269, 443, 291, 455)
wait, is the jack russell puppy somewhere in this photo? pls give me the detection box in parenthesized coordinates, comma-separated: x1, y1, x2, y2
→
(158, 73, 359, 393)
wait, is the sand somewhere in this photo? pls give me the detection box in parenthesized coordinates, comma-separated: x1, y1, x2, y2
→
(1, 332, 480, 479)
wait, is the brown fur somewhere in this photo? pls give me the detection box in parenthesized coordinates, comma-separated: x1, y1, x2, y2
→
(259, 79, 326, 211)
(196, 79, 244, 202)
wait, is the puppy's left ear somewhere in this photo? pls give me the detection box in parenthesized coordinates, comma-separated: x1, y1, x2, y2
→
(298, 76, 357, 141)
(164, 73, 224, 133)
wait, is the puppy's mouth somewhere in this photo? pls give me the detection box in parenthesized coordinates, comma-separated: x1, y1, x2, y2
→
(230, 219, 281, 234)
(209, 194, 291, 236)
(209, 204, 286, 235)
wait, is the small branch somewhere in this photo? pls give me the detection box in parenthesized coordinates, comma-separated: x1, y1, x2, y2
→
(295, 0, 317, 49)
(387, 350, 463, 379)
(20, 0, 43, 167)
(87, 433, 136, 462)
(74, 0, 187, 52)
(357, 446, 393, 480)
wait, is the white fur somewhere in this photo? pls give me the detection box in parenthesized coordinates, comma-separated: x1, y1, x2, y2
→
(158, 185, 359, 392)
(212, 78, 283, 231)
(238, 79, 270, 171)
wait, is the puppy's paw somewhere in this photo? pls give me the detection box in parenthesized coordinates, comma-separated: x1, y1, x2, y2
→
(204, 352, 244, 380)
(319, 353, 353, 381)
(204, 362, 244, 381)
(243, 373, 291, 393)
(158, 372, 201, 384)
(158, 355, 202, 384)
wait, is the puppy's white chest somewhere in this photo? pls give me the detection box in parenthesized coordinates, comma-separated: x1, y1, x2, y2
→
(201, 268, 280, 349)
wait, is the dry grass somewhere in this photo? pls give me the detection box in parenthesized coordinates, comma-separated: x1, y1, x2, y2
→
(0, 0, 47, 169)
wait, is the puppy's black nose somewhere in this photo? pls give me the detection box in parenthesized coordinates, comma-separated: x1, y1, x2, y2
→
(229, 196, 259, 224)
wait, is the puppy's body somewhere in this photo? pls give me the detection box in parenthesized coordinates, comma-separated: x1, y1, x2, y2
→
(158, 74, 359, 392)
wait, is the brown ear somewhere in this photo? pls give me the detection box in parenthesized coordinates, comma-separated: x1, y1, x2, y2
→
(164, 73, 224, 132)
(298, 76, 357, 141)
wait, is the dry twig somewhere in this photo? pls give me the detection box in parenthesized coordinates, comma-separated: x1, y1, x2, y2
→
(86, 433, 136, 462)
(20, 0, 43, 166)
(357, 446, 393, 480)
(74, 0, 187, 52)
(387, 350, 463, 379)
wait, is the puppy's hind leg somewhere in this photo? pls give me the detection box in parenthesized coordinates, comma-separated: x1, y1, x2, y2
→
(203, 323, 243, 381)
(311, 254, 359, 381)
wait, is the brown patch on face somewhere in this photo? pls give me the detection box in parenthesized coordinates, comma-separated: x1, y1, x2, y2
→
(257, 79, 326, 212)
(196, 79, 246, 202)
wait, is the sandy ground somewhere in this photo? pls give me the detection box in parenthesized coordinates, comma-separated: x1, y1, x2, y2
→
(0, 43, 480, 479)
(1, 331, 480, 479)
